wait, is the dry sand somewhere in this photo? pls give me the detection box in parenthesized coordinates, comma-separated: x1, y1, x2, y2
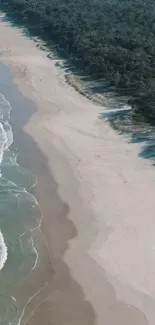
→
(1, 14, 155, 325)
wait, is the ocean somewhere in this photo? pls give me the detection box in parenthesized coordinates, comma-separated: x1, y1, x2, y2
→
(0, 63, 51, 325)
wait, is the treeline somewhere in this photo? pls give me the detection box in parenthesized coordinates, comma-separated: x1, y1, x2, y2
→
(1, 0, 155, 120)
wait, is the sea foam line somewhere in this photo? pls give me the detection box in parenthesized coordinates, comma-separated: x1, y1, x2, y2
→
(0, 94, 13, 271)
(17, 282, 49, 325)
(0, 91, 47, 325)
(0, 230, 7, 271)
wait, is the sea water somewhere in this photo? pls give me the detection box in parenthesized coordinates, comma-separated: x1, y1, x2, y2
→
(0, 67, 50, 324)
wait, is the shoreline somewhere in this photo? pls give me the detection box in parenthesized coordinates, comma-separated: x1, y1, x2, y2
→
(1, 14, 155, 325)
(0, 53, 95, 325)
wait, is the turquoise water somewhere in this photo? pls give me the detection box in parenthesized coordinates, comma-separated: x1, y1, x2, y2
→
(0, 64, 50, 325)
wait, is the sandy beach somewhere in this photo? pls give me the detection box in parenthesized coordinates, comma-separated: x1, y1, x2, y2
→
(1, 14, 155, 325)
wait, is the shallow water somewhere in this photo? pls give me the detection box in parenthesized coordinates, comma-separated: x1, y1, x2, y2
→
(0, 64, 51, 325)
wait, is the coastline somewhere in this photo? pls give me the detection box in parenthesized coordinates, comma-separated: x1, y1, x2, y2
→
(1, 14, 155, 325)
(0, 44, 95, 325)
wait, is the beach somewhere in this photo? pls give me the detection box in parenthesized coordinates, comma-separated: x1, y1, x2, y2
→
(0, 13, 155, 325)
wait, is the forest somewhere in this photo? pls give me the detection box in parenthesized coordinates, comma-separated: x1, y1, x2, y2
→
(1, 0, 155, 120)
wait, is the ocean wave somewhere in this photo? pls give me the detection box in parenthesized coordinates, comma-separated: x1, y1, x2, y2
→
(0, 230, 7, 271)
(3, 121, 13, 149)
(0, 92, 41, 279)
(0, 122, 8, 164)
(0, 90, 46, 325)
(0, 94, 13, 166)
(0, 94, 14, 270)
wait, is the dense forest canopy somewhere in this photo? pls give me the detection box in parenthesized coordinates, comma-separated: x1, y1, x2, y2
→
(1, 0, 155, 119)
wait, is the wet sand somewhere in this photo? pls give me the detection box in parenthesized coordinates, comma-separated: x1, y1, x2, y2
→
(1, 13, 155, 325)
(12, 86, 95, 325)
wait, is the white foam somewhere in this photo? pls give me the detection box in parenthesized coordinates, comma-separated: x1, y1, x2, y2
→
(0, 230, 7, 270)
(0, 94, 13, 271)
(3, 121, 13, 149)
(0, 94, 13, 167)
